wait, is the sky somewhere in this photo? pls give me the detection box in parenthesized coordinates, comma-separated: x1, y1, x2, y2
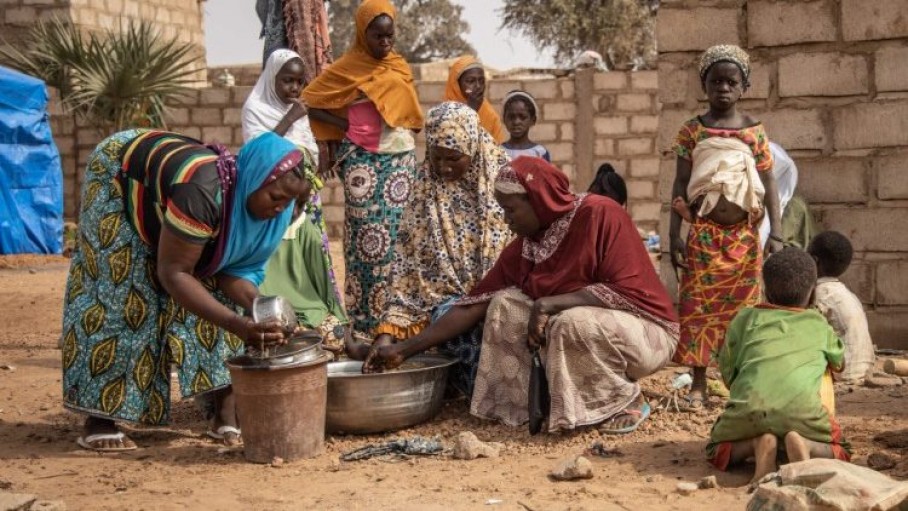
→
(203, 0, 554, 70)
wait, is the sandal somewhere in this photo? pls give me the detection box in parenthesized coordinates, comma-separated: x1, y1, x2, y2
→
(600, 402, 651, 435)
(206, 425, 242, 445)
(677, 394, 704, 412)
(77, 432, 137, 452)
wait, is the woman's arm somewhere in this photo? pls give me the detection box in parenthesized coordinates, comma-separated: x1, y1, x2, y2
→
(216, 274, 260, 312)
(669, 157, 692, 271)
(758, 169, 783, 254)
(308, 108, 349, 132)
(528, 289, 601, 349)
(272, 100, 308, 137)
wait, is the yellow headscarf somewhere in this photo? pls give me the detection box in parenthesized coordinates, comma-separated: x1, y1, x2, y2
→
(443, 55, 506, 143)
(301, 0, 424, 141)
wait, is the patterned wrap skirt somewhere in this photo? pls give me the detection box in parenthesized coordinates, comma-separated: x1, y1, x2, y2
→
(673, 217, 762, 367)
(432, 297, 484, 399)
(336, 140, 417, 337)
(61, 130, 244, 425)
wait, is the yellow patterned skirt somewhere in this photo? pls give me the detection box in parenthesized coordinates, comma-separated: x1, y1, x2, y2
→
(61, 130, 244, 425)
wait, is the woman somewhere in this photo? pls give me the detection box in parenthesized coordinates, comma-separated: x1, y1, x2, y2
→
(350, 102, 511, 396)
(366, 157, 679, 434)
(302, 0, 423, 339)
(243, 49, 348, 351)
(62, 130, 314, 451)
(444, 55, 505, 143)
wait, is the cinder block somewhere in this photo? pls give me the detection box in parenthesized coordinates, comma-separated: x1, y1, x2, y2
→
(222, 107, 242, 126)
(865, 310, 908, 350)
(657, 7, 741, 52)
(560, 122, 574, 140)
(560, 164, 575, 180)
(543, 102, 576, 121)
(875, 155, 908, 200)
(631, 71, 658, 90)
(630, 157, 661, 178)
(199, 87, 230, 105)
(488, 80, 522, 102)
(616, 93, 652, 112)
(617, 138, 653, 156)
(761, 109, 827, 150)
(594, 139, 615, 157)
(630, 201, 661, 222)
(532, 122, 558, 143)
(417, 82, 445, 103)
(821, 208, 908, 252)
(658, 64, 694, 105)
(201, 126, 232, 144)
(524, 80, 559, 100)
(547, 142, 573, 162)
(191, 107, 222, 127)
(796, 158, 869, 203)
(876, 261, 908, 305)
(832, 101, 908, 150)
(842, 0, 908, 41)
(630, 115, 659, 133)
(778, 53, 868, 97)
(875, 46, 908, 92)
(593, 116, 628, 136)
(746, 60, 771, 99)
(627, 179, 655, 199)
(593, 72, 626, 91)
(839, 261, 874, 305)
(5, 7, 36, 23)
(231, 86, 254, 103)
(560, 79, 575, 99)
(748, 0, 837, 47)
(657, 109, 698, 154)
(180, 126, 202, 140)
(165, 107, 190, 126)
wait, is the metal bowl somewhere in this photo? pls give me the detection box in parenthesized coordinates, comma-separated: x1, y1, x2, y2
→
(326, 354, 457, 434)
(251, 295, 298, 330)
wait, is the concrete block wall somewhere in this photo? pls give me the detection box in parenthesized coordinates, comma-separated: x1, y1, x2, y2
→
(657, 0, 908, 348)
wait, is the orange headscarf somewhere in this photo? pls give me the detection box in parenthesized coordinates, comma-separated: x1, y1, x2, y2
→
(301, 0, 423, 141)
(443, 55, 506, 143)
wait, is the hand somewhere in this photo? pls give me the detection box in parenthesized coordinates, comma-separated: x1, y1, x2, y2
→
(286, 99, 308, 123)
(527, 298, 554, 351)
(232, 316, 291, 349)
(670, 235, 688, 271)
(363, 342, 406, 374)
(463, 88, 483, 110)
(765, 236, 783, 257)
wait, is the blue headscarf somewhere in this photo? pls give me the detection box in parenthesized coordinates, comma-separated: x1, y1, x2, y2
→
(204, 132, 303, 286)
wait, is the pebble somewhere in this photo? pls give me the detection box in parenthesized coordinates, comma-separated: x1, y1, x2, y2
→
(452, 432, 502, 460)
(676, 482, 698, 495)
(698, 475, 719, 489)
(270, 456, 284, 467)
(31, 500, 67, 511)
(0, 493, 37, 510)
(868, 452, 897, 471)
(549, 455, 594, 481)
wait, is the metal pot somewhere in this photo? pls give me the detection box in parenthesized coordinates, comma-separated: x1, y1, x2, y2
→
(238, 331, 326, 368)
(251, 295, 298, 330)
(326, 354, 457, 434)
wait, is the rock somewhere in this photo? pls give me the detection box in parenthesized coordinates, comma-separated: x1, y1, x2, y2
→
(0, 365, 15, 372)
(676, 482, 699, 495)
(30, 501, 67, 511)
(698, 475, 719, 489)
(868, 452, 897, 471)
(270, 456, 284, 467)
(0, 493, 37, 511)
(452, 432, 502, 460)
(865, 375, 902, 388)
(550, 455, 594, 481)
(0, 480, 11, 490)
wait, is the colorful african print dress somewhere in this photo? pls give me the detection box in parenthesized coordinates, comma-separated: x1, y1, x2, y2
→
(672, 118, 773, 368)
(62, 130, 244, 425)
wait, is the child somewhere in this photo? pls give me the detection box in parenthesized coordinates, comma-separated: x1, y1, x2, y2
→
(809, 231, 875, 383)
(707, 247, 850, 483)
(501, 90, 551, 162)
(588, 162, 628, 206)
(668, 44, 783, 409)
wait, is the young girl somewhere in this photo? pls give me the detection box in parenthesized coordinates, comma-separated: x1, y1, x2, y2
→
(501, 90, 551, 161)
(588, 162, 627, 206)
(669, 45, 782, 410)
(444, 56, 506, 143)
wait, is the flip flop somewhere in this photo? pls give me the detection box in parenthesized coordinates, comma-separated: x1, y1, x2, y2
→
(600, 402, 651, 435)
(77, 432, 137, 452)
(206, 425, 241, 442)
(677, 394, 705, 412)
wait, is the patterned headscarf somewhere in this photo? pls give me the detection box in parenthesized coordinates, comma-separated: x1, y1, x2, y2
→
(378, 102, 511, 332)
(698, 44, 751, 85)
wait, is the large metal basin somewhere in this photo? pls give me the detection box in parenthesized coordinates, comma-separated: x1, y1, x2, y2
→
(326, 354, 457, 434)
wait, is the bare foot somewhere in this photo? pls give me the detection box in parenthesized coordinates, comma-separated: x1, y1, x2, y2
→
(344, 329, 374, 361)
(681, 367, 707, 411)
(672, 196, 693, 223)
(81, 416, 137, 451)
(752, 433, 779, 483)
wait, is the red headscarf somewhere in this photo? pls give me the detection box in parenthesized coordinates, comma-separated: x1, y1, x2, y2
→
(467, 157, 679, 333)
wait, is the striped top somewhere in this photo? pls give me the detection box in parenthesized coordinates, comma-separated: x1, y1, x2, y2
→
(118, 131, 223, 253)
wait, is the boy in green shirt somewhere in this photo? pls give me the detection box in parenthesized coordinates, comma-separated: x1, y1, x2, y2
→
(707, 247, 851, 483)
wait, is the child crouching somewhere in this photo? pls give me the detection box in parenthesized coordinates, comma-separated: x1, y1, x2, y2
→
(707, 247, 850, 483)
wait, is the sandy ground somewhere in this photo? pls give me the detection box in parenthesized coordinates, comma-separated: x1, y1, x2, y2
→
(1, 253, 907, 511)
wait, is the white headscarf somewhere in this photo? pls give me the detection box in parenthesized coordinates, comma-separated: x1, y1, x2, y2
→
(242, 49, 319, 160)
(760, 142, 798, 248)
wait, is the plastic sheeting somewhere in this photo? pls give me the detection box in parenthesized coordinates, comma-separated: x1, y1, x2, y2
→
(0, 65, 63, 254)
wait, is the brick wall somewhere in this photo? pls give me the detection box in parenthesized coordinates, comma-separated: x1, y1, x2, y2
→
(657, 0, 908, 348)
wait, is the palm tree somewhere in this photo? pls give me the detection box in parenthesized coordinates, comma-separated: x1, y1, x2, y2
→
(0, 18, 199, 131)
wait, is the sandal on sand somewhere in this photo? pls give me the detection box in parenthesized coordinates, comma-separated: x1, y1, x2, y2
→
(677, 395, 704, 412)
(600, 402, 651, 435)
(206, 425, 241, 443)
(77, 432, 137, 452)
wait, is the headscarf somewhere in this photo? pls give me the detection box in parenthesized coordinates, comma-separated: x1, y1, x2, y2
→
(760, 142, 799, 249)
(464, 156, 679, 334)
(198, 132, 304, 286)
(301, 0, 423, 141)
(503, 90, 539, 119)
(242, 49, 319, 158)
(443, 56, 506, 143)
(699, 44, 751, 85)
(379, 102, 511, 332)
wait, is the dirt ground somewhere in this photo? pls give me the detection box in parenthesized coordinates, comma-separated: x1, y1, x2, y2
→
(2, 254, 908, 511)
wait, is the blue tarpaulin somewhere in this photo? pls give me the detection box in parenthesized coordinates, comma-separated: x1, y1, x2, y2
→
(0, 65, 63, 254)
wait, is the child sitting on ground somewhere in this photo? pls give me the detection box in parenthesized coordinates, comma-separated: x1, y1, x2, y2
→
(501, 90, 551, 161)
(707, 247, 850, 483)
(809, 231, 875, 383)
(588, 162, 628, 206)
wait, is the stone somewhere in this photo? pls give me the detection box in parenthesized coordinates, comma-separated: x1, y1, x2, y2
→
(657, 7, 740, 52)
(842, 0, 908, 41)
(867, 452, 898, 471)
(30, 501, 67, 511)
(0, 493, 37, 511)
(550, 455, 594, 481)
(270, 456, 284, 467)
(778, 53, 868, 97)
(748, 0, 837, 47)
(698, 475, 719, 489)
(676, 482, 699, 495)
(452, 432, 502, 460)
(865, 375, 902, 388)
(876, 46, 908, 92)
